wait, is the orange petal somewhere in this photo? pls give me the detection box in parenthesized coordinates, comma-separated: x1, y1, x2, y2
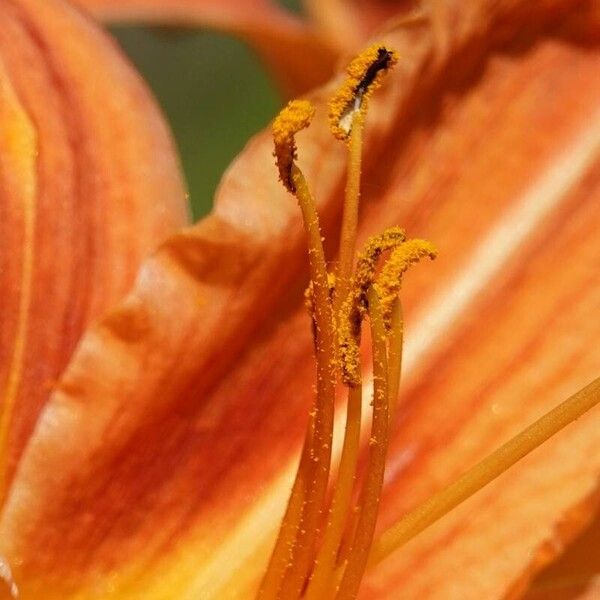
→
(0, 0, 188, 502)
(1, 1, 599, 598)
(72, 0, 338, 96)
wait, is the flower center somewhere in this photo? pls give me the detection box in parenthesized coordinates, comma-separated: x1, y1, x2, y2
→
(259, 43, 600, 600)
(261, 44, 436, 600)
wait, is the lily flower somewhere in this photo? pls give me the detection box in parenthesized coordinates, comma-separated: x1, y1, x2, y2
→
(0, 0, 599, 599)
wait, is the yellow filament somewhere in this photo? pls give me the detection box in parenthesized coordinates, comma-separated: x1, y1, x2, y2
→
(337, 313, 362, 388)
(259, 163, 336, 599)
(305, 384, 363, 600)
(260, 111, 321, 598)
(257, 420, 314, 599)
(336, 503, 359, 573)
(334, 110, 364, 317)
(336, 287, 390, 600)
(276, 166, 337, 599)
(304, 274, 336, 341)
(387, 298, 404, 424)
(370, 376, 600, 565)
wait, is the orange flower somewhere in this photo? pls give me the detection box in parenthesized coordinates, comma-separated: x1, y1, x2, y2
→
(0, 0, 599, 599)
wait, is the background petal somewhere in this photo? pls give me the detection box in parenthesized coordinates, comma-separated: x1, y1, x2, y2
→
(73, 0, 338, 96)
(0, 0, 598, 598)
(303, 0, 419, 51)
(0, 0, 188, 504)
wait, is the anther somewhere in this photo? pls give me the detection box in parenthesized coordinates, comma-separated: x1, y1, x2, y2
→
(329, 44, 398, 141)
(272, 99, 315, 192)
(337, 227, 406, 386)
(373, 239, 437, 330)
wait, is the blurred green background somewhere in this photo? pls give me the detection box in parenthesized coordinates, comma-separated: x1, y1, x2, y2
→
(111, 1, 302, 220)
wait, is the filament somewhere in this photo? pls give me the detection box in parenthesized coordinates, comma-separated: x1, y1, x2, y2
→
(387, 298, 404, 424)
(370, 376, 600, 565)
(276, 167, 337, 599)
(336, 287, 391, 600)
(334, 111, 364, 315)
(304, 385, 363, 599)
(259, 163, 336, 600)
(257, 420, 314, 598)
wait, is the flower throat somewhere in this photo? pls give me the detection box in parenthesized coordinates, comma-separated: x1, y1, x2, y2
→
(257, 44, 600, 600)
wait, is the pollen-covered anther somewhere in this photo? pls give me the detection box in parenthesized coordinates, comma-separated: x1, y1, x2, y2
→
(337, 227, 406, 386)
(353, 226, 406, 312)
(373, 239, 437, 330)
(329, 44, 398, 141)
(346, 226, 408, 327)
(272, 99, 315, 193)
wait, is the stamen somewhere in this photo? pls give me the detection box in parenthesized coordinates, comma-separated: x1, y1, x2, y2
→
(304, 274, 336, 347)
(260, 39, 597, 600)
(387, 298, 404, 424)
(258, 421, 314, 598)
(330, 46, 398, 320)
(329, 44, 398, 142)
(334, 110, 364, 314)
(277, 169, 336, 598)
(336, 287, 390, 600)
(259, 106, 336, 600)
(272, 99, 315, 193)
(370, 376, 600, 565)
(262, 45, 415, 600)
(307, 226, 405, 597)
(305, 384, 363, 600)
(373, 239, 437, 330)
(337, 227, 407, 386)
